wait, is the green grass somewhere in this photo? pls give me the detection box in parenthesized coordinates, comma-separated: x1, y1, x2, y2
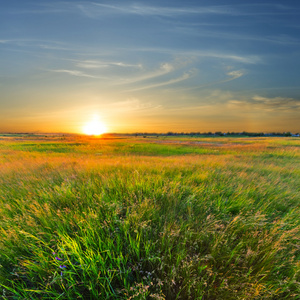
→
(0, 136, 299, 299)
(4, 140, 221, 156)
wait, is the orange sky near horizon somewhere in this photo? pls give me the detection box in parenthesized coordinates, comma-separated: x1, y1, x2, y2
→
(1, 99, 299, 134)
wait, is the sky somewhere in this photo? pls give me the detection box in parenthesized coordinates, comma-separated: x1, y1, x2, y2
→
(1, 0, 300, 133)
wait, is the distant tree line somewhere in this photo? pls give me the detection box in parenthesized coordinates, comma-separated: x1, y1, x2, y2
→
(132, 131, 299, 137)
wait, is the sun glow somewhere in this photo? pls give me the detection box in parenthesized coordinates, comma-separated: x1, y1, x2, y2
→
(82, 115, 107, 136)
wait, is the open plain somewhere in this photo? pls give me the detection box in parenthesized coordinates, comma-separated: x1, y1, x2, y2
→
(0, 135, 299, 299)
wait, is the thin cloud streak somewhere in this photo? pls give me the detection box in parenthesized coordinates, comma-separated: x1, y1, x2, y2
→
(9, 2, 294, 19)
(0, 38, 70, 49)
(38, 44, 72, 51)
(0, 38, 261, 65)
(228, 95, 300, 112)
(124, 69, 196, 92)
(132, 47, 261, 64)
(74, 59, 142, 69)
(164, 92, 300, 114)
(207, 69, 244, 86)
(79, 2, 296, 18)
(50, 69, 102, 79)
(252, 96, 300, 111)
(171, 27, 300, 45)
(173, 70, 244, 92)
(114, 62, 177, 85)
(195, 52, 260, 64)
(90, 3, 237, 16)
(103, 98, 163, 113)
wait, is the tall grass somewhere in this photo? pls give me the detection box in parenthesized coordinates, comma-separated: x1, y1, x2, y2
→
(0, 136, 299, 299)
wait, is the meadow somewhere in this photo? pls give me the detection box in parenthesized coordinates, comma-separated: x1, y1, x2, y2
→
(0, 134, 299, 299)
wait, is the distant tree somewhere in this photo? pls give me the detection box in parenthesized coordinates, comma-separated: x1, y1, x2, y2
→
(215, 131, 224, 136)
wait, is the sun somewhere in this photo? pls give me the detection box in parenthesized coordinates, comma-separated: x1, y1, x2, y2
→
(82, 116, 107, 136)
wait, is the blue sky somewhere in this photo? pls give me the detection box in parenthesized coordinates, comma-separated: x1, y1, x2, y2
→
(1, 1, 299, 133)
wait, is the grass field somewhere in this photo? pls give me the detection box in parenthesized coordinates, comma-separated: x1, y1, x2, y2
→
(0, 135, 299, 299)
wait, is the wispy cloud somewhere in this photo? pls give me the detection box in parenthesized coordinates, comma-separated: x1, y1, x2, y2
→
(78, 3, 237, 18)
(226, 70, 244, 80)
(252, 96, 300, 111)
(124, 69, 196, 92)
(177, 69, 244, 92)
(165, 91, 300, 114)
(228, 95, 300, 111)
(199, 70, 245, 88)
(10, 2, 293, 18)
(132, 47, 260, 64)
(170, 25, 300, 46)
(69, 57, 195, 88)
(50, 69, 101, 79)
(74, 59, 142, 69)
(77, 2, 296, 18)
(104, 97, 163, 113)
(0, 37, 261, 66)
(38, 44, 71, 51)
(198, 52, 260, 64)
(114, 62, 177, 85)
(0, 38, 70, 49)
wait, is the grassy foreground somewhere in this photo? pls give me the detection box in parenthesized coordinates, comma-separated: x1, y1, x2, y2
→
(0, 135, 299, 299)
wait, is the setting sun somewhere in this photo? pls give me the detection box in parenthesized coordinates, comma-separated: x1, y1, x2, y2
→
(82, 116, 107, 136)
